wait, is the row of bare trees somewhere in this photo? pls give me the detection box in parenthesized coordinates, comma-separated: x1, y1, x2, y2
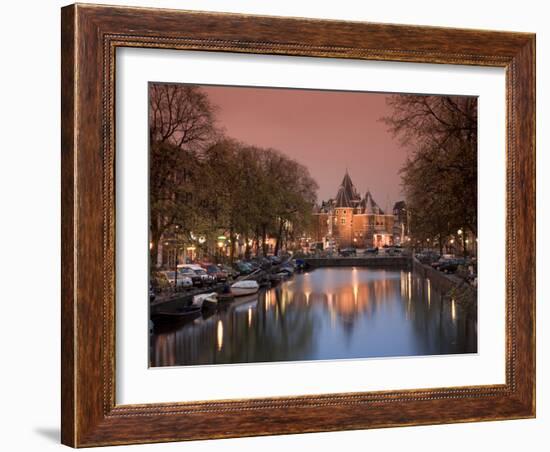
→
(149, 83, 318, 266)
(383, 95, 478, 254)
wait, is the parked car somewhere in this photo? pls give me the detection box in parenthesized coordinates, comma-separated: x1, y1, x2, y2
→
(202, 264, 228, 282)
(246, 260, 261, 271)
(234, 261, 254, 276)
(177, 266, 203, 286)
(432, 258, 465, 274)
(193, 268, 216, 285)
(219, 264, 239, 279)
(161, 270, 193, 289)
(181, 264, 216, 285)
(416, 251, 440, 264)
(364, 247, 379, 255)
(250, 257, 272, 270)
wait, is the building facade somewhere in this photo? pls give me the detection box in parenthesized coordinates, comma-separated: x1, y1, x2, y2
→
(311, 172, 397, 250)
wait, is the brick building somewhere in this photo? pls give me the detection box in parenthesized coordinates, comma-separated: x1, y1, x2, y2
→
(311, 171, 396, 250)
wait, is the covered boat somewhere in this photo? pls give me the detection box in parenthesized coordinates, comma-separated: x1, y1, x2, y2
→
(231, 280, 260, 297)
(192, 292, 218, 309)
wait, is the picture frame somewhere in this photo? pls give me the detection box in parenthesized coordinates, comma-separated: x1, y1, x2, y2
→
(61, 3, 535, 447)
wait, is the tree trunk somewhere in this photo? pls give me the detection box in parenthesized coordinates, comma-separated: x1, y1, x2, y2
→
(149, 228, 163, 270)
(274, 218, 284, 256)
(262, 224, 268, 256)
(229, 226, 235, 262)
(244, 233, 251, 260)
(254, 227, 260, 257)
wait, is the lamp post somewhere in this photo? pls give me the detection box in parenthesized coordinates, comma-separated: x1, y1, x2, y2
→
(173, 242, 178, 291)
(457, 228, 466, 256)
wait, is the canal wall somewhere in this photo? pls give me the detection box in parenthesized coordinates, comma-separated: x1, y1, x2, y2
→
(412, 257, 477, 308)
(304, 256, 411, 269)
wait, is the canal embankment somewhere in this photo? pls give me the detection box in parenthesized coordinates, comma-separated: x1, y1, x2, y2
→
(411, 256, 477, 310)
(304, 256, 411, 269)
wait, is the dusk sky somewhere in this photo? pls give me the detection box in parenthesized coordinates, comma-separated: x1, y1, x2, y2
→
(202, 85, 408, 209)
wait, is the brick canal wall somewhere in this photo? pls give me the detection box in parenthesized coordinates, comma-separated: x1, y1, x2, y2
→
(304, 256, 411, 269)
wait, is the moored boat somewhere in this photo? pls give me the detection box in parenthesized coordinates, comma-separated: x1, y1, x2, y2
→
(151, 306, 202, 326)
(193, 292, 218, 309)
(231, 280, 260, 297)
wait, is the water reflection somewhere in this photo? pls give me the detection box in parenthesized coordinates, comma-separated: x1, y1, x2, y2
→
(151, 267, 477, 367)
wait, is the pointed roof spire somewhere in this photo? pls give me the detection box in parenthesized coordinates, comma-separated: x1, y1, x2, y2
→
(361, 190, 384, 214)
(335, 171, 361, 208)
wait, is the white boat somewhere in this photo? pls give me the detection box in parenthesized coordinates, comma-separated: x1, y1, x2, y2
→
(231, 280, 260, 297)
(192, 292, 218, 308)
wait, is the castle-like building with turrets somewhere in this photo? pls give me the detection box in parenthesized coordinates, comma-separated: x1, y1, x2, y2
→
(310, 171, 399, 250)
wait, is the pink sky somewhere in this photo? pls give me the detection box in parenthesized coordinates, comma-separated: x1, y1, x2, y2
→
(202, 85, 408, 210)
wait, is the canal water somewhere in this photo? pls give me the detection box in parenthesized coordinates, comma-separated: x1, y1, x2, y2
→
(150, 267, 477, 367)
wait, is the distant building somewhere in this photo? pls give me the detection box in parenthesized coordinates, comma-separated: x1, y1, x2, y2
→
(310, 171, 396, 249)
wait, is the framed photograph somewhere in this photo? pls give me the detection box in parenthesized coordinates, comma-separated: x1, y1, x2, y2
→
(61, 4, 535, 447)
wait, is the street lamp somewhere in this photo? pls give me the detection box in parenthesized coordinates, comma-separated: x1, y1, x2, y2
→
(173, 241, 178, 290)
(457, 229, 465, 256)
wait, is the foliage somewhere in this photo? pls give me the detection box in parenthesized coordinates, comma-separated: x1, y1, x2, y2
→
(148, 84, 217, 264)
(383, 95, 477, 252)
(149, 83, 318, 266)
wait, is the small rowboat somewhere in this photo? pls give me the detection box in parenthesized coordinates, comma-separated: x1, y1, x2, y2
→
(231, 280, 260, 297)
(151, 306, 202, 326)
(192, 292, 218, 309)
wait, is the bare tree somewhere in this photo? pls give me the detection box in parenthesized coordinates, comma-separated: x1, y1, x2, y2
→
(383, 95, 477, 250)
(148, 84, 216, 266)
(149, 84, 216, 149)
